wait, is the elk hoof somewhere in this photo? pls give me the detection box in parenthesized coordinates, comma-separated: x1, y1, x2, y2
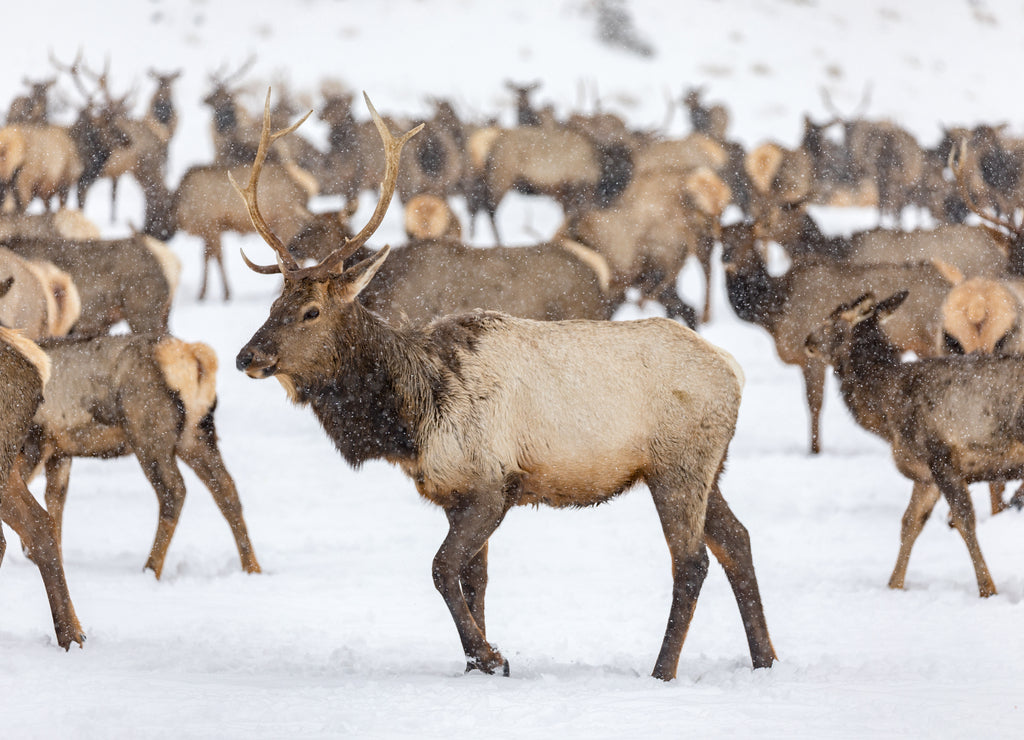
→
(465, 654, 510, 676)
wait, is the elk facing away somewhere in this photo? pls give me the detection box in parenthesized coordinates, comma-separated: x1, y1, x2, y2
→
(232, 92, 775, 679)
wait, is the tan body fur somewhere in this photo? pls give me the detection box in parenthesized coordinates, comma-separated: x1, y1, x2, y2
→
(21, 333, 260, 578)
(0, 125, 83, 212)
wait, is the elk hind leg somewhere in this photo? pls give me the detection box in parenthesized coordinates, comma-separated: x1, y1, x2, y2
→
(703, 482, 776, 668)
(802, 359, 827, 455)
(434, 495, 509, 675)
(934, 470, 996, 597)
(889, 481, 941, 590)
(648, 469, 711, 681)
(178, 420, 261, 573)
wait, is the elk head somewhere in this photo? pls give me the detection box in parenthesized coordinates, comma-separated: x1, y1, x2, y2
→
(233, 89, 422, 399)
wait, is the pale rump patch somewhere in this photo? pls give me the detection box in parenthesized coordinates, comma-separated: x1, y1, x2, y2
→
(143, 235, 183, 297)
(155, 337, 219, 430)
(404, 193, 459, 240)
(685, 167, 731, 217)
(25, 260, 81, 336)
(468, 126, 501, 170)
(942, 277, 1018, 353)
(745, 143, 784, 195)
(557, 237, 612, 293)
(52, 209, 101, 240)
(0, 325, 50, 386)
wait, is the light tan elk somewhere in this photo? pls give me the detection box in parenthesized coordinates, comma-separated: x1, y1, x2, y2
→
(805, 291, 1024, 597)
(233, 92, 775, 680)
(0, 247, 81, 339)
(4, 233, 179, 336)
(0, 123, 83, 212)
(170, 158, 314, 300)
(559, 165, 731, 326)
(20, 333, 260, 579)
(0, 324, 85, 649)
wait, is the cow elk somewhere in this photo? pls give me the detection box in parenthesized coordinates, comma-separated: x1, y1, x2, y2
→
(0, 323, 85, 649)
(805, 291, 1024, 597)
(232, 92, 776, 680)
(720, 221, 954, 454)
(20, 333, 261, 578)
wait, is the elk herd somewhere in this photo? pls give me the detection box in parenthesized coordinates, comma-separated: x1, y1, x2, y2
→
(1, 55, 1023, 680)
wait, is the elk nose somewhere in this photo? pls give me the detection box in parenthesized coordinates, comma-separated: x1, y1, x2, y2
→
(236, 348, 254, 372)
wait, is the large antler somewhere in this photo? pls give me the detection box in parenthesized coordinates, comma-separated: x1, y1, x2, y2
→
(233, 89, 422, 278)
(949, 139, 1024, 238)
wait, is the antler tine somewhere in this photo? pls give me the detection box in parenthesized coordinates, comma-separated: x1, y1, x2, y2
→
(949, 138, 1023, 236)
(229, 87, 313, 274)
(312, 93, 423, 273)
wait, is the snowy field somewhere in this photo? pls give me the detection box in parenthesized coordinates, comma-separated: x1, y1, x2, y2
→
(1, 1, 1023, 737)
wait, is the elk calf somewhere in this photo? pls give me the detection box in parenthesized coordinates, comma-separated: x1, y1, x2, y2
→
(806, 291, 1024, 597)
(233, 92, 775, 680)
(0, 324, 84, 648)
(20, 333, 260, 578)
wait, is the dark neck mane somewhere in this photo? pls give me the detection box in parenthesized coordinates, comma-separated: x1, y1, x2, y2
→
(834, 319, 903, 441)
(293, 305, 445, 468)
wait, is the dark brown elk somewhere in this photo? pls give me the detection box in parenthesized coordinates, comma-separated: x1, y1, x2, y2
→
(232, 93, 776, 680)
(505, 80, 543, 127)
(0, 324, 85, 649)
(19, 333, 261, 579)
(396, 102, 466, 203)
(683, 87, 730, 143)
(559, 165, 731, 325)
(941, 125, 1024, 219)
(720, 221, 954, 454)
(7, 77, 56, 124)
(805, 291, 1024, 597)
(202, 58, 261, 165)
(3, 232, 180, 336)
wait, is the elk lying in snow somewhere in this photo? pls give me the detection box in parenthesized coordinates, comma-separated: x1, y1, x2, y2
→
(19, 333, 260, 578)
(720, 222, 954, 454)
(0, 324, 85, 648)
(0, 247, 81, 339)
(805, 291, 1024, 597)
(4, 233, 180, 336)
(232, 92, 776, 679)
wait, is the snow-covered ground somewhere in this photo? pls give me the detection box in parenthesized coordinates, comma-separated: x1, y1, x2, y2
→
(2, 1, 1023, 737)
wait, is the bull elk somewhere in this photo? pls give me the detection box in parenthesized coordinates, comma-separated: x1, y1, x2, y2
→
(232, 91, 775, 679)
(0, 323, 85, 649)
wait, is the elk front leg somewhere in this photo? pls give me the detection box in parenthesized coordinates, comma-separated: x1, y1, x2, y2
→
(649, 471, 711, 681)
(1, 471, 85, 649)
(703, 483, 776, 669)
(461, 542, 488, 637)
(803, 359, 827, 455)
(889, 481, 941, 590)
(178, 428, 261, 574)
(434, 495, 508, 675)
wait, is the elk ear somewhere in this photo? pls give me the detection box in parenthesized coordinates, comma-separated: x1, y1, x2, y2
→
(0, 275, 14, 299)
(872, 290, 910, 322)
(339, 244, 391, 300)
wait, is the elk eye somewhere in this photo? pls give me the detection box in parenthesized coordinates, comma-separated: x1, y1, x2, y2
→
(303, 307, 320, 321)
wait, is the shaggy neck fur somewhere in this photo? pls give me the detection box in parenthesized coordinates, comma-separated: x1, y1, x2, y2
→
(832, 318, 904, 441)
(289, 303, 448, 468)
(723, 244, 785, 332)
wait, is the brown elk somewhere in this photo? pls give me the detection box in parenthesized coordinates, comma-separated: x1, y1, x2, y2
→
(559, 165, 731, 326)
(805, 291, 1024, 597)
(7, 77, 56, 124)
(0, 123, 84, 212)
(4, 232, 180, 336)
(721, 221, 955, 454)
(203, 57, 261, 165)
(232, 92, 775, 680)
(169, 158, 314, 300)
(19, 333, 261, 579)
(0, 324, 85, 649)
